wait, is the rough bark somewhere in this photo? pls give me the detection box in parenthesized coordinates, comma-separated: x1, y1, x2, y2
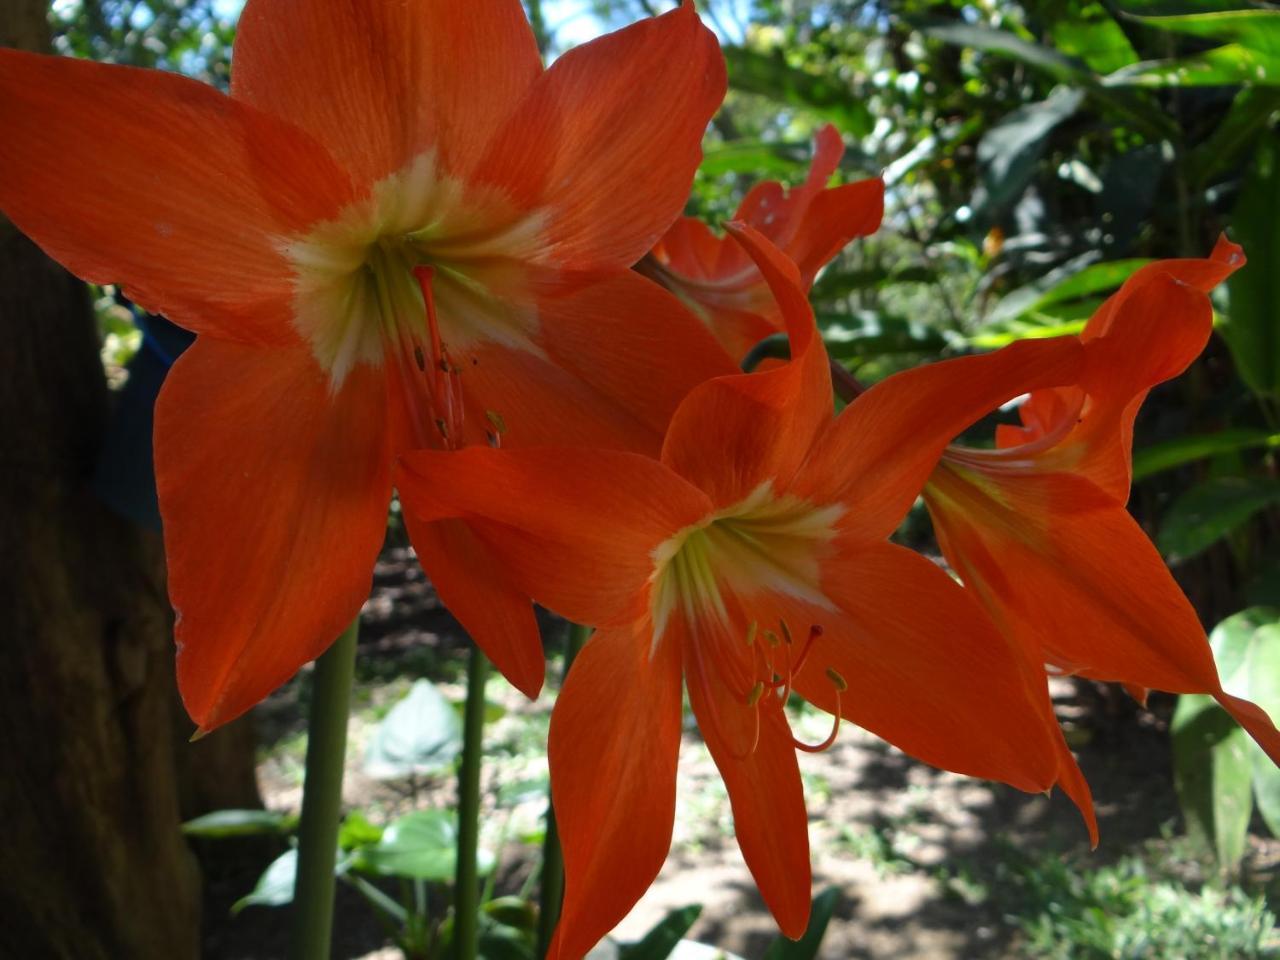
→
(0, 2, 203, 956)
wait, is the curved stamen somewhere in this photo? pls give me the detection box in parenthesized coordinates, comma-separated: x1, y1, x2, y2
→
(792, 666, 846, 754)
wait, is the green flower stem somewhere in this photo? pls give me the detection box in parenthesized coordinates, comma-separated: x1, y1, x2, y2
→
(453, 645, 491, 960)
(289, 617, 360, 960)
(535, 621, 592, 959)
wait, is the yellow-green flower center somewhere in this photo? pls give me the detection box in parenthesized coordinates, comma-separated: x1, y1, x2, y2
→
(284, 150, 548, 387)
(649, 482, 844, 648)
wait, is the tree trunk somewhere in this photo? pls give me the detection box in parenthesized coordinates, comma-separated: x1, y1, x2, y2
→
(0, 3, 202, 956)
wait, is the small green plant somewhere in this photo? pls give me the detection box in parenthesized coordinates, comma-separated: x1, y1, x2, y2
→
(947, 840, 1280, 960)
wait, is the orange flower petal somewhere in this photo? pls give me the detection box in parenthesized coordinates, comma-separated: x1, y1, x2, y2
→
(395, 447, 712, 629)
(661, 224, 832, 507)
(0, 49, 355, 345)
(682, 620, 812, 938)
(402, 515, 544, 699)
(548, 625, 684, 960)
(797, 335, 1084, 542)
(926, 465, 1280, 765)
(783, 541, 1062, 794)
(1062, 269, 1232, 500)
(537, 270, 738, 442)
(231, 0, 542, 186)
(156, 340, 391, 731)
(472, 1, 726, 270)
(788, 176, 885, 285)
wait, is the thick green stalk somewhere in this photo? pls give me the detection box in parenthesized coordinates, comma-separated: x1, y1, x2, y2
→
(453, 645, 490, 960)
(289, 618, 360, 960)
(535, 622, 592, 959)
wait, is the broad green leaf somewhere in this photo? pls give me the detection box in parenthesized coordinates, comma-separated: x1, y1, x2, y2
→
(1132, 428, 1280, 481)
(1171, 695, 1254, 869)
(818, 312, 953, 358)
(338, 810, 384, 850)
(1051, 19, 1139, 73)
(483, 896, 539, 933)
(1130, 9, 1280, 51)
(723, 47, 872, 137)
(618, 904, 703, 960)
(182, 808, 296, 838)
(1157, 476, 1280, 563)
(921, 22, 1177, 138)
(761, 887, 841, 960)
(1243, 623, 1280, 835)
(1105, 44, 1280, 87)
(972, 87, 1085, 221)
(364, 678, 462, 779)
(1187, 87, 1280, 185)
(1207, 607, 1279, 695)
(810, 265, 936, 302)
(231, 849, 297, 914)
(989, 258, 1149, 324)
(1109, 8, 1280, 86)
(353, 810, 493, 881)
(1222, 137, 1280, 397)
(699, 141, 814, 180)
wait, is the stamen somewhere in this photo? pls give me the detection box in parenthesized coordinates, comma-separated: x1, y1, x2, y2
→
(745, 620, 758, 648)
(792, 666, 844, 754)
(779, 619, 793, 645)
(746, 682, 765, 707)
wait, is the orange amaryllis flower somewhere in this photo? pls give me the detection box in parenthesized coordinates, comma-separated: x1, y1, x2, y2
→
(924, 238, 1280, 767)
(0, 0, 734, 731)
(643, 124, 885, 359)
(398, 224, 1090, 956)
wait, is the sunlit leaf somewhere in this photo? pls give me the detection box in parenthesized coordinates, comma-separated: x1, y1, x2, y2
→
(1172, 693, 1254, 869)
(182, 808, 296, 838)
(364, 679, 462, 779)
(353, 809, 493, 881)
(231, 850, 298, 914)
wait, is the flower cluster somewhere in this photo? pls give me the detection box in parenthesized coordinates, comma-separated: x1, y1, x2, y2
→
(0, 1, 1277, 957)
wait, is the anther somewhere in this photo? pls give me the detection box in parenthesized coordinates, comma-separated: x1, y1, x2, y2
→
(792, 662, 845, 754)
(779, 619, 793, 645)
(764, 629, 780, 648)
(825, 667, 848, 692)
(745, 621, 758, 648)
(746, 681, 765, 707)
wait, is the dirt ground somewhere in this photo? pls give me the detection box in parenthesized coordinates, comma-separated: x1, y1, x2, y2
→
(200, 542, 1277, 960)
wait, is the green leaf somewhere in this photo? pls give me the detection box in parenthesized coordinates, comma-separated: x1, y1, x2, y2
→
(761, 887, 841, 960)
(1243, 623, 1280, 836)
(1128, 9, 1280, 51)
(353, 810, 493, 881)
(921, 21, 1178, 138)
(1171, 694, 1254, 869)
(231, 850, 297, 914)
(182, 808, 297, 838)
(723, 47, 872, 136)
(1051, 19, 1139, 73)
(989, 257, 1149, 324)
(972, 87, 1085, 221)
(818, 312, 953, 359)
(364, 678, 462, 779)
(1105, 44, 1280, 87)
(1186, 87, 1280, 185)
(1157, 476, 1280, 563)
(1222, 136, 1280, 397)
(338, 810, 384, 850)
(699, 140, 812, 180)
(1132, 428, 1280, 480)
(483, 896, 539, 934)
(810, 265, 936, 302)
(618, 904, 703, 960)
